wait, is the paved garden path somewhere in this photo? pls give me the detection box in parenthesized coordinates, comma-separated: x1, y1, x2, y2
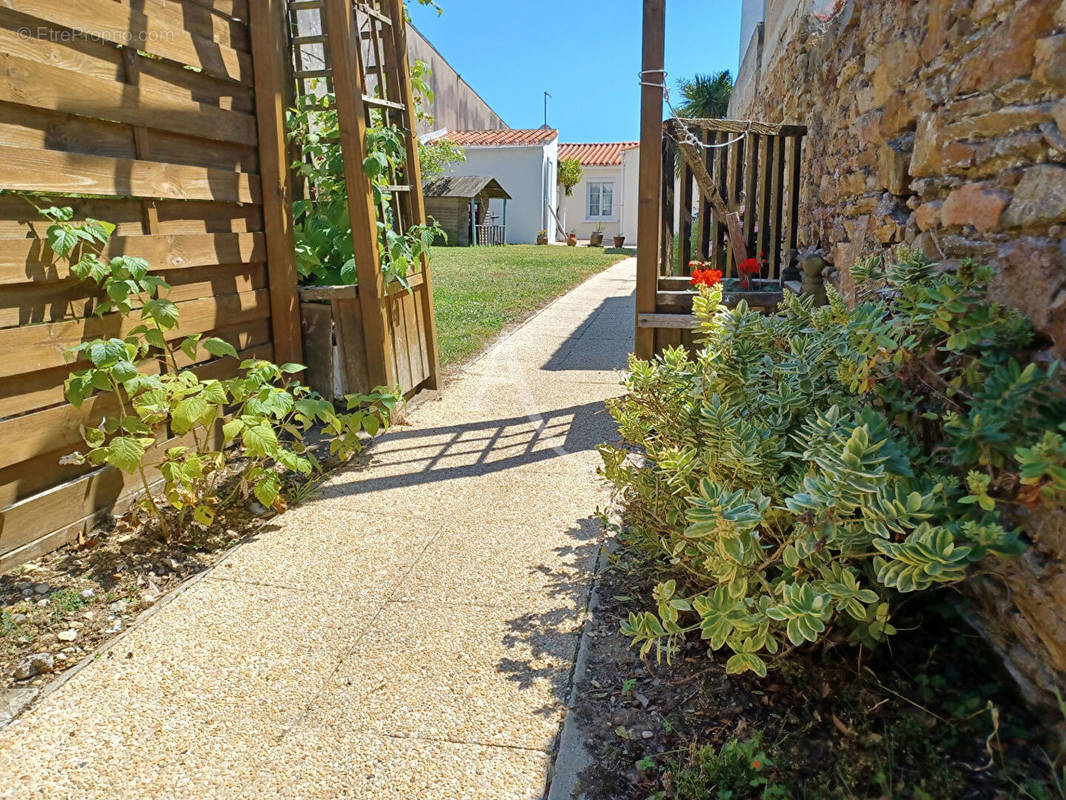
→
(0, 258, 635, 799)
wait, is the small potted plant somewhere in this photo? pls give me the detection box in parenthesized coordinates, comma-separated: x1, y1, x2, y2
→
(589, 223, 605, 248)
(613, 232, 626, 248)
(567, 230, 578, 247)
(537, 229, 548, 245)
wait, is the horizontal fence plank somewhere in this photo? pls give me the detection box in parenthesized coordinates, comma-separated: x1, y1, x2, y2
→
(0, 232, 265, 285)
(0, 0, 253, 84)
(0, 52, 257, 145)
(0, 263, 267, 329)
(0, 24, 255, 113)
(123, 0, 251, 52)
(675, 117, 808, 136)
(0, 198, 264, 239)
(637, 312, 699, 330)
(180, 0, 250, 23)
(0, 288, 270, 378)
(0, 315, 271, 421)
(0, 143, 261, 203)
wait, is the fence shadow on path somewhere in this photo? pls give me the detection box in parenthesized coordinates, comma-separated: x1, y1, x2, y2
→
(321, 399, 622, 499)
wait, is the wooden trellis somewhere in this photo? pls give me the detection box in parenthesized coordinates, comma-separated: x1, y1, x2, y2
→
(288, 0, 440, 397)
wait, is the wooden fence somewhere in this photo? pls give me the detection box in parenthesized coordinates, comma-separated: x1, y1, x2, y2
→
(0, 0, 301, 570)
(661, 118, 806, 281)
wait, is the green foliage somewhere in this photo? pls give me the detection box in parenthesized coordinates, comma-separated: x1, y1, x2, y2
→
(40, 205, 399, 540)
(558, 158, 584, 197)
(287, 69, 445, 287)
(602, 249, 1064, 674)
(419, 137, 467, 180)
(650, 735, 786, 800)
(675, 70, 733, 119)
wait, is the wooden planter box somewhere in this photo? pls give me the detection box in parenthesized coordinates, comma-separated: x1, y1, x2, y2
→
(655, 276, 785, 314)
(298, 273, 433, 400)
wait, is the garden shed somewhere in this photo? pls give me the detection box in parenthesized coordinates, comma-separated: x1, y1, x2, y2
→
(423, 175, 511, 246)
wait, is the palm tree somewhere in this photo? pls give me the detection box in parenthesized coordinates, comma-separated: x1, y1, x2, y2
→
(675, 70, 733, 119)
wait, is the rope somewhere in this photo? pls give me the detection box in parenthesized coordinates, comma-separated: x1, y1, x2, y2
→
(638, 69, 751, 151)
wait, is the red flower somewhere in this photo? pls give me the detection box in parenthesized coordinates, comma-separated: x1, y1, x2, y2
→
(738, 257, 761, 275)
(752, 759, 762, 770)
(691, 268, 723, 287)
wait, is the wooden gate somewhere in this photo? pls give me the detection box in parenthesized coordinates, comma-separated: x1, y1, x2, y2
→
(288, 0, 441, 397)
(635, 0, 807, 356)
(0, 0, 300, 570)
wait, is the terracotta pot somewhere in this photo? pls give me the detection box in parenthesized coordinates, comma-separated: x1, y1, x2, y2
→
(537, 235, 548, 245)
(566, 234, 578, 247)
(589, 231, 604, 247)
(613, 235, 626, 248)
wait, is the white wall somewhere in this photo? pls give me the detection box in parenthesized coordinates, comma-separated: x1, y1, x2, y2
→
(558, 156, 640, 245)
(559, 165, 623, 242)
(443, 140, 558, 244)
(620, 148, 640, 246)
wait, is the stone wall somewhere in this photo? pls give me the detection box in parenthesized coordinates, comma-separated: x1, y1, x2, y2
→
(734, 0, 1066, 725)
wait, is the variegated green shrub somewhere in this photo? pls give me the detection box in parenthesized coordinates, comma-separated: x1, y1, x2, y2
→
(601, 250, 1065, 676)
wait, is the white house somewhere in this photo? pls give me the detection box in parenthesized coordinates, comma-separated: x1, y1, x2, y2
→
(557, 142, 640, 245)
(435, 128, 559, 244)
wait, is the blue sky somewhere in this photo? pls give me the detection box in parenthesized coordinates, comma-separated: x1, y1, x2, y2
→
(408, 1, 742, 142)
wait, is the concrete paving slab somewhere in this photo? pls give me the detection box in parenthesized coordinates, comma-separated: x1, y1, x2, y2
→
(0, 258, 636, 798)
(310, 600, 581, 750)
(244, 730, 551, 800)
(0, 580, 380, 799)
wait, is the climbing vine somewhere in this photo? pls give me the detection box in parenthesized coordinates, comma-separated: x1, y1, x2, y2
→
(36, 203, 398, 541)
(287, 63, 445, 288)
(601, 248, 1066, 675)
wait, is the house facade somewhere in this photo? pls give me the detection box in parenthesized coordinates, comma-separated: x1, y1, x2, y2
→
(556, 142, 639, 244)
(439, 129, 559, 245)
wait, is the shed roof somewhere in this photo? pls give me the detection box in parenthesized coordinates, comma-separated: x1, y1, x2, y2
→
(446, 128, 559, 147)
(558, 142, 639, 166)
(422, 175, 512, 200)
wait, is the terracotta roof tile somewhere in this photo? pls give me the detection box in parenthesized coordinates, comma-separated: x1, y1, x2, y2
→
(447, 128, 559, 147)
(558, 142, 640, 166)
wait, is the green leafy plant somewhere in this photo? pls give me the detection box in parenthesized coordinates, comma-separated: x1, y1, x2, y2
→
(558, 157, 584, 197)
(37, 204, 399, 540)
(287, 64, 445, 287)
(602, 249, 1064, 675)
(650, 734, 786, 800)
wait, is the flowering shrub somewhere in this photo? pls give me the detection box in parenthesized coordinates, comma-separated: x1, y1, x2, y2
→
(601, 249, 1065, 675)
(690, 265, 723, 288)
(737, 257, 762, 289)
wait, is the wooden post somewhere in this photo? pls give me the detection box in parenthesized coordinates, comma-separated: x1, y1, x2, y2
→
(250, 0, 303, 365)
(386, 0, 442, 390)
(323, 0, 396, 389)
(636, 0, 665, 360)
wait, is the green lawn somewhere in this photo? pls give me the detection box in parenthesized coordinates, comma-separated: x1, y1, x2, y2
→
(429, 245, 630, 367)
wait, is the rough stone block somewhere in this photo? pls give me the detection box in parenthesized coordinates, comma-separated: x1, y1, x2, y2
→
(941, 140, 977, 170)
(1002, 164, 1066, 228)
(879, 144, 911, 194)
(914, 201, 943, 231)
(1034, 34, 1066, 88)
(910, 113, 942, 177)
(943, 105, 1053, 140)
(941, 182, 1011, 232)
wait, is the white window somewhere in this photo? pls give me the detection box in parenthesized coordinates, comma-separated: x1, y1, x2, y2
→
(587, 181, 615, 220)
